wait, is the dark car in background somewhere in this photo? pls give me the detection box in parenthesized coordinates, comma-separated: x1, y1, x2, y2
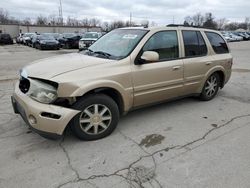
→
(79, 32, 102, 51)
(60, 33, 81, 49)
(27, 34, 38, 47)
(33, 34, 60, 50)
(0, 34, 13, 45)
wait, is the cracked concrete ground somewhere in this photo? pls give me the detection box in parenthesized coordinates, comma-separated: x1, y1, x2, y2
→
(0, 42, 250, 188)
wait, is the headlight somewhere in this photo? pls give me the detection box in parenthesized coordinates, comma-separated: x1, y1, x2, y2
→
(27, 79, 57, 104)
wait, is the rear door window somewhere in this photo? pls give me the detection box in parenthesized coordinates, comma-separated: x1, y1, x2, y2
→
(205, 32, 229, 54)
(182, 31, 208, 57)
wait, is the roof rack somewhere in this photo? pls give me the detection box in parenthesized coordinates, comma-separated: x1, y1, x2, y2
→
(166, 24, 204, 29)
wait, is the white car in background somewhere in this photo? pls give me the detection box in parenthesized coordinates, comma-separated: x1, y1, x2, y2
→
(22, 33, 36, 45)
(222, 33, 233, 42)
(229, 33, 243, 41)
(79, 32, 102, 51)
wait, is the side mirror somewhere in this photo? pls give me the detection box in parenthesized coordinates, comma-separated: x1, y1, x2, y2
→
(140, 51, 159, 63)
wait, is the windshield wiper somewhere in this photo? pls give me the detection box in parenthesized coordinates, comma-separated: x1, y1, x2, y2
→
(93, 51, 111, 59)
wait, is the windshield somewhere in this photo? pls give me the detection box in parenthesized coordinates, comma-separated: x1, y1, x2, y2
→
(24, 33, 35, 37)
(63, 33, 76, 38)
(39, 35, 55, 40)
(83, 33, 99, 39)
(87, 29, 148, 60)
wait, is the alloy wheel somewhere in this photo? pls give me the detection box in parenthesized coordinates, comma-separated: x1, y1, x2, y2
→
(79, 104, 112, 135)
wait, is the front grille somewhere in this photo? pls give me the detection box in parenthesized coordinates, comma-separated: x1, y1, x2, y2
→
(83, 40, 93, 44)
(19, 77, 30, 93)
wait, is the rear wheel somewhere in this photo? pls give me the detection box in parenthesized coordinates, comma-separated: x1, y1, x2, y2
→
(71, 94, 120, 140)
(200, 73, 220, 101)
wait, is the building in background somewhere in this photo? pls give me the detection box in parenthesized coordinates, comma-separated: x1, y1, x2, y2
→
(0, 24, 101, 38)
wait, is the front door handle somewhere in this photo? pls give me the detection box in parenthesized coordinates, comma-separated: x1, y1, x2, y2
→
(172, 66, 181, 70)
(206, 62, 212, 65)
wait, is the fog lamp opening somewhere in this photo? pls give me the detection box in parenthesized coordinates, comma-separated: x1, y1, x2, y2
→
(28, 115, 37, 125)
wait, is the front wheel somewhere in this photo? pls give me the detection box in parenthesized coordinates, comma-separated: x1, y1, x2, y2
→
(200, 73, 220, 101)
(70, 94, 120, 140)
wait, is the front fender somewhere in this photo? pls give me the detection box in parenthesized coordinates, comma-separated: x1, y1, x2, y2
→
(59, 80, 133, 112)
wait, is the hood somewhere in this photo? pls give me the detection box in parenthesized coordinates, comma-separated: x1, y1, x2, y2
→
(25, 53, 114, 80)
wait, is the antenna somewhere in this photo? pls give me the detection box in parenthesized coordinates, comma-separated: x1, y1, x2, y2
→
(59, 0, 63, 25)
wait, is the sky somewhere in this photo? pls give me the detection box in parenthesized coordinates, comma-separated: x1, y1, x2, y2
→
(1, 0, 250, 25)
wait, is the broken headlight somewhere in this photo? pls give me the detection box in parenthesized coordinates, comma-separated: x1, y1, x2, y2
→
(27, 79, 57, 104)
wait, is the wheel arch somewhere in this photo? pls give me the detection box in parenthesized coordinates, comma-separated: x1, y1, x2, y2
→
(78, 87, 125, 115)
(197, 66, 226, 93)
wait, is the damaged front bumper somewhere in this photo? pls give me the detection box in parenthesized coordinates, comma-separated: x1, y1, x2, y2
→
(11, 81, 80, 139)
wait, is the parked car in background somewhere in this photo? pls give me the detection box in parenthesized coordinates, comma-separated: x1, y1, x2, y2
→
(237, 32, 250, 41)
(27, 34, 37, 47)
(22, 33, 36, 45)
(16, 33, 24, 44)
(0, 33, 13, 45)
(33, 34, 60, 50)
(79, 32, 102, 51)
(230, 33, 243, 41)
(60, 33, 81, 49)
(12, 26, 233, 140)
(222, 33, 233, 42)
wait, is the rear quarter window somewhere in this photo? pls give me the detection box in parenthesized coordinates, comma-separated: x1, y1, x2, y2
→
(205, 32, 229, 54)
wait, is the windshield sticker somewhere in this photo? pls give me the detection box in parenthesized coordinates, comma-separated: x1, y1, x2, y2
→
(122, 34, 138, 39)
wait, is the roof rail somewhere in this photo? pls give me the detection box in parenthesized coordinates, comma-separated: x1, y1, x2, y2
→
(166, 24, 204, 29)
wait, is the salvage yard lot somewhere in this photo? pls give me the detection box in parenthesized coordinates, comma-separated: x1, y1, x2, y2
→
(0, 42, 250, 188)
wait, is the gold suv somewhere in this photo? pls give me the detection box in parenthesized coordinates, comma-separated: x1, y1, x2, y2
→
(12, 26, 233, 140)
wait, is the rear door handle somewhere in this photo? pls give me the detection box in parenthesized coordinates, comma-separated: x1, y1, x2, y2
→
(172, 66, 181, 70)
(206, 62, 212, 65)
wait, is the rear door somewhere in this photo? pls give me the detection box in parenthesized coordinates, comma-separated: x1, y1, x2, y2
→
(181, 30, 212, 94)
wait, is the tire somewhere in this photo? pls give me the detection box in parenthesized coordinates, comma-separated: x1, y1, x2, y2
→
(70, 94, 120, 140)
(200, 73, 220, 101)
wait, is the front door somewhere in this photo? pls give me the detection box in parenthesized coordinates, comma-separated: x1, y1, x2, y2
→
(132, 30, 184, 107)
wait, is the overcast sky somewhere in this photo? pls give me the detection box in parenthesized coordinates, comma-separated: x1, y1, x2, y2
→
(1, 0, 250, 25)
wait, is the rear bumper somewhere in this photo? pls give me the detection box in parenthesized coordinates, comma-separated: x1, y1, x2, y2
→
(12, 81, 80, 139)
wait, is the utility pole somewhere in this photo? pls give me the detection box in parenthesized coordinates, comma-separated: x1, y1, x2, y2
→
(59, 0, 63, 25)
(130, 12, 132, 27)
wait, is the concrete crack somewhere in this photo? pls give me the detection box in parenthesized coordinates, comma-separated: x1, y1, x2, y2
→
(58, 137, 81, 188)
(178, 114, 250, 149)
(57, 114, 250, 188)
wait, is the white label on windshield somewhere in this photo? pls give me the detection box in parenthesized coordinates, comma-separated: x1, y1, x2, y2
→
(122, 34, 138, 39)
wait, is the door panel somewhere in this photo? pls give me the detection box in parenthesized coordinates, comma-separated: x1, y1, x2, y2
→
(182, 55, 213, 94)
(132, 59, 184, 107)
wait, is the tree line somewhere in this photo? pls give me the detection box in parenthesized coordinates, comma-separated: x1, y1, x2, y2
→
(1, 8, 249, 31)
(184, 12, 250, 31)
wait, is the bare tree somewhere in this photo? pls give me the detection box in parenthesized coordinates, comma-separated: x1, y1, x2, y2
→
(245, 17, 250, 30)
(22, 17, 32, 25)
(36, 15, 48, 25)
(48, 14, 59, 26)
(203, 13, 217, 29)
(192, 13, 204, 26)
(217, 18, 227, 30)
(0, 8, 9, 24)
(184, 16, 193, 25)
(89, 18, 101, 27)
(81, 18, 90, 26)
